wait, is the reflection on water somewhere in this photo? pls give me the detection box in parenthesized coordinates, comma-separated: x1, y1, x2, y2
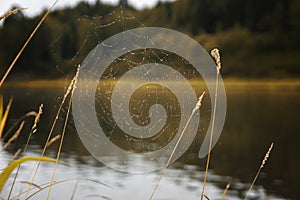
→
(0, 83, 299, 199)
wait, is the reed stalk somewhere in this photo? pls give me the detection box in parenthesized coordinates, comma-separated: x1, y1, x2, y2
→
(201, 49, 221, 199)
(149, 92, 206, 200)
(244, 143, 273, 200)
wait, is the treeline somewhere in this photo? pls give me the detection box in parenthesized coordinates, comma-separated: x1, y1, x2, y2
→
(0, 0, 299, 79)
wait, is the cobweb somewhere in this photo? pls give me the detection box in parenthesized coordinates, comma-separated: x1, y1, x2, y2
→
(50, 7, 212, 173)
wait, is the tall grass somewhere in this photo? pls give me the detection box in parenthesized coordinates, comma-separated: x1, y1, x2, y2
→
(46, 64, 80, 200)
(0, 157, 57, 192)
(220, 182, 231, 200)
(150, 91, 206, 200)
(0, 1, 63, 198)
(0, 4, 277, 200)
(0, 1, 58, 88)
(23, 65, 80, 199)
(244, 143, 274, 200)
(0, 97, 13, 138)
(0, 8, 26, 21)
(7, 104, 43, 199)
(201, 48, 221, 200)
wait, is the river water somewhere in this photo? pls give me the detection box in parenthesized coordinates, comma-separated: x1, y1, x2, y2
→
(0, 81, 299, 200)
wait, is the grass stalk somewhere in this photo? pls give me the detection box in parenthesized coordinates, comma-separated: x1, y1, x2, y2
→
(70, 181, 79, 200)
(0, 157, 56, 192)
(0, 0, 58, 88)
(7, 104, 43, 199)
(0, 98, 13, 138)
(0, 8, 26, 21)
(46, 64, 80, 200)
(1, 111, 36, 141)
(46, 97, 72, 199)
(45, 135, 61, 148)
(22, 178, 111, 200)
(8, 149, 22, 164)
(201, 49, 221, 200)
(244, 143, 273, 200)
(1, 121, 24, 152)
(8, 178, 110, 200)
(25, 65, 79, 198)
(149, 91, 206, 200)
(220, 182, 231, 200)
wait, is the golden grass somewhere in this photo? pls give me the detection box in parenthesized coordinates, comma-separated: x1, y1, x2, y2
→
(0, 98, 13, 138)
(31, 104, 43, 134)
(46, 135, 61, 148)
(244, 143, 274, 200)
(1, 111, 36, 142)
(149, 91, 206, 200)
(0, 8, 26, 21)
(201, 48, 222, 200)
(24, 66, 80, 199)
(0, 4, 286, 198)
(47, 64, 80, 199)
(0, 1, 58, 88)
(1, 121, 24, 152)
(220, 182, 231, 200)
(7, 104, 43, 199)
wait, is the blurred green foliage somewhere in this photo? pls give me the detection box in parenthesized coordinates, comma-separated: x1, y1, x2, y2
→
(0, 0, 299, 79)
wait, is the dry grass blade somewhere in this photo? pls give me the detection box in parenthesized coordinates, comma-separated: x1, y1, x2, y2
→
(70, 181, 79, 200)
(47, 64, 80, 200)
(0, 98, 13, 138)
(0, 156, 56, 192)
(203, 194, 210, 200)
(1, 111, 36, 141)
(220, 182, 231, 200)
(84, 194, 112, 199)
(20, 181, 42, 189)
(1, 121, 24, 151)
(201, 48, 221, 200)
(25, 65, 79, 198)
(46, 135, 61, 148)
(149, 92, 206, 200)
(22, 178, 111, 200)
(0, 8, 26, 21)
(8, 149, 22, 164)
(7, 104, 43, 199)
(22, 104, 43, 153)
(244, 143, 274, 200)
(32, 104, 43, 134)
(0, 0, 59, 88)
(0, 95, 3, 121)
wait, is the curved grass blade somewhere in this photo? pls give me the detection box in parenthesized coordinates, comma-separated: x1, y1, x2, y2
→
(22, 178, 112, 200)
(0, 156, 56, 192)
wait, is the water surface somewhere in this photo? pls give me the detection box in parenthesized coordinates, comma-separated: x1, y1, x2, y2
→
(0, 81, 299, 199)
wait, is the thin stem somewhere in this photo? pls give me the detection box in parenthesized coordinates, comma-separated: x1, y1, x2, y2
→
(244, 143, 273, 200)
(24, 64, 78, 198)
(220, 182, 231, 200)
(149, 92, 205, 200)
(47, 64, 79, 199)
(0, 8, 26, 21)
(25, 102, 63, 198)
(0, 0, 58, 88)
(7, 104, 43, 199)
(201, 48, 221, 199)
(46, 96, 72, 199)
